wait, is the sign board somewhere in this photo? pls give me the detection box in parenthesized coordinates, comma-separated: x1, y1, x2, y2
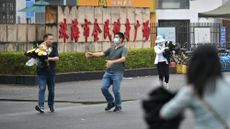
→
(194, 28, 211, 44)
(77, 0, 154, 10)
(220, 26, 226, 48)
(157, 27, 176, 42)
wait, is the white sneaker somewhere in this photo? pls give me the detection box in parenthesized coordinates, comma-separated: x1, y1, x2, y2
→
(164, 82, 169, 89)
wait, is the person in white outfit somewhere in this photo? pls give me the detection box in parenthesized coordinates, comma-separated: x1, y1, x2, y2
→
(160, 45, 230, 129)
(154, 35, 169, 88)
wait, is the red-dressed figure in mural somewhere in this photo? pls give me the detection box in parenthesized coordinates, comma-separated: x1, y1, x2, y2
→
(117, 19, 121, 32)
(92, 19, 102, 42)
(133, 20, 140, 42)
(142, 20, 150, 41)
(104, 19, 112, 41)
(59, 18, 69, 43)
(112, 19, 121, 36)
(124, 18, 131, 42)
(71, 19, 80, 42)
(82, 18, 91, 42)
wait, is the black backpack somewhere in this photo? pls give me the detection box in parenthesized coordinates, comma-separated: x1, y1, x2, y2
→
(142, 87, 183, 129)
(163, 49, 171, 63)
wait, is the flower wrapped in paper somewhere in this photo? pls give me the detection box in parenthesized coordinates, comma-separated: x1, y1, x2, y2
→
(25, 44, 52, 67)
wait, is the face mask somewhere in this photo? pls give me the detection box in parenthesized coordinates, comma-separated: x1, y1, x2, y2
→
(158, 42, 164, 47)
(114, 38, 120, 45)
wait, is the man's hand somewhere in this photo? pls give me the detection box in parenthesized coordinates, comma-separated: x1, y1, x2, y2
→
(85, 52, 94, 58)
(165, 47, 169, 50)
(106, 60, 114, 68)
(48, 57, 59, 61)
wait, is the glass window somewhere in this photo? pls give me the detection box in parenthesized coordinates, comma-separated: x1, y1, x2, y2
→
(67, 0, 76, 5)
(157, 0, 189, 9)
(0, 0, 15, 24)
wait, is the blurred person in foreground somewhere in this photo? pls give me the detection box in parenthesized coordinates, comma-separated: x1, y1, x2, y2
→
(160, 45, 230, 129)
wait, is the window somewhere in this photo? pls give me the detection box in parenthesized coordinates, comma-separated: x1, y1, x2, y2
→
(67, 0, 76, 5)
(157, 0, 189, 9)
(0, 0, 16, 24)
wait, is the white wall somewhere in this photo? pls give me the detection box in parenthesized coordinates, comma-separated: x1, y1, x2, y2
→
(16, 0, 26, 23)
(157, 0, 223, 23)
(223, 0, 229, 4)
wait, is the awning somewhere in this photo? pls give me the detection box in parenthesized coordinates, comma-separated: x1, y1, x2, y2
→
(198, 1, 230, 18)
(19, 6, 45, 13)
(19, 0, 49, 13)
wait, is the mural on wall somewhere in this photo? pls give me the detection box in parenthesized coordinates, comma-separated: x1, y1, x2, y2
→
(59, 18, 69, 42)
(81, 19, 91, 43)
(71, 19, 80, 42)
(112, 19, 121, 36)
(104, 19, 112, 41)
(92, 19, 102, 42)
(43, 6, 151, 52)
(124, 18, 131, 41)
(133, 20, 140, 42)
(142, 20, 150, 41)
(54, 6, 150, 43)
(45, 6, 58, 24)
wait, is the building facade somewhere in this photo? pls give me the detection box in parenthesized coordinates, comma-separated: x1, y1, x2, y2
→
(156, 0, 228, 47)
(0, 0, 16, 24)
(156, 0, 226, 23)
(15, 0, 76, 24)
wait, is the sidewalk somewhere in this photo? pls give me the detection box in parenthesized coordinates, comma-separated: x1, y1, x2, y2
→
(0, 75, 187, 103)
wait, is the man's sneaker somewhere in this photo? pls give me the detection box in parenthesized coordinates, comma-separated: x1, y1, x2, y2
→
(35, 105, 44, 113)
(105, 102, 115, 111)
(113, 107, 122, 112)
(49, 106, 55, 112)
(157, 80, 163, 86)
(164, 83, 169, 89)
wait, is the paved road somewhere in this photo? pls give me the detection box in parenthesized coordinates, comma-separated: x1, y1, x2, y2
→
(0, 75, 187, 102)
(1, 73, 229, 129)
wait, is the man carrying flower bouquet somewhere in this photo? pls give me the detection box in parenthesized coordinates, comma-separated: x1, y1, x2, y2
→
(35, 33, 59, 113)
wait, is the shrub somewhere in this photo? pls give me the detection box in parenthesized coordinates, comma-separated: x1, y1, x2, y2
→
(0, 48, 155, 75)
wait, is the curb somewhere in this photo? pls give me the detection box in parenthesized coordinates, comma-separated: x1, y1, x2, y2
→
(0, 99, 136, 105)
(0, 67, 176, 86)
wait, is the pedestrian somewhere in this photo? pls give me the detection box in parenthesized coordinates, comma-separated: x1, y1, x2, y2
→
(35, 33, 59, 113)
(85, 32, 128, 112)
(154, 35, 170, 88)
(160, 45, 230, 129)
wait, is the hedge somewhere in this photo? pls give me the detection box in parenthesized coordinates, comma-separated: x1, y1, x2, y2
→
(0, 48, 155, 75)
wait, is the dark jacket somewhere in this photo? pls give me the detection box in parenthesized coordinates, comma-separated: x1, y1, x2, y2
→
(142, 87, 183, 129)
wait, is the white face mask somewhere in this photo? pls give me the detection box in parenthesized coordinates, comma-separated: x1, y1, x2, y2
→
(158, 42, 165, 47)
(114, 38, 120, 45)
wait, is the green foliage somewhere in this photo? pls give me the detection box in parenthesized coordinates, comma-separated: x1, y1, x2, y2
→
(0, 51, 36, 75)
(126, 48, 155, 69)
(0, 48, 155, 75)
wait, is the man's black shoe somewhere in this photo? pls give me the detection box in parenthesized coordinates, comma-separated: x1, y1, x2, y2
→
(105, 103, 115, 111)
(35, 105, 44, 113)
(49, 106, 55, 112)
(113, 107, 122, 112)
